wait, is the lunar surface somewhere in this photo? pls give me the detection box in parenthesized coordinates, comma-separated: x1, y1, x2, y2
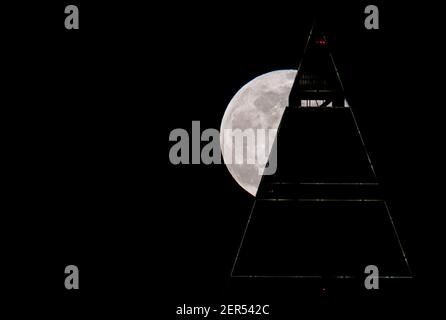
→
(220, 69, 297, 196)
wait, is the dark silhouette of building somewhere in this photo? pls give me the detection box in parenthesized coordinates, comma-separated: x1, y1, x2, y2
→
(231, 22, 412, 280)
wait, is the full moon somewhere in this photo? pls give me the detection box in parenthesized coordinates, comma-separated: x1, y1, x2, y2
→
(220, 69, 297, 196)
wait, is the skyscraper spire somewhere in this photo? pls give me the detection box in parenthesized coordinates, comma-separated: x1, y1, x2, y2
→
(289, 21, 345, 107)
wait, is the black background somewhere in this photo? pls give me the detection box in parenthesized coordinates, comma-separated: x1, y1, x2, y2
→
(4, 0, 445, 317)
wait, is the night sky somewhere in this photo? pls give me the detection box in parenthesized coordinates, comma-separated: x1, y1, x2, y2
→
(3, 0, 444, 316)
